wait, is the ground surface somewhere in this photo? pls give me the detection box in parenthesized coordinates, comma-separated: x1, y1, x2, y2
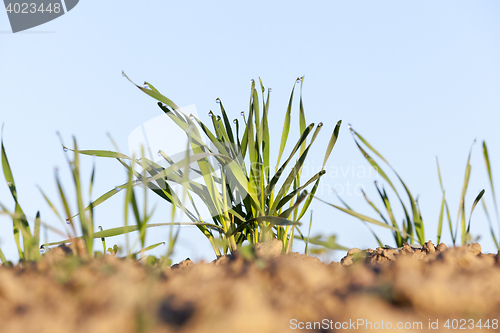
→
(0, 241, 499, 332)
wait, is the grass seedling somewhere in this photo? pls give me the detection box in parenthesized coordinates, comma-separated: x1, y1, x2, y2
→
(40, 141, 179, 264)
(36, 135, 97, 258)
(320, 125, 485, 247)
(1, 128, 41, 263)
(72, 74, 343, 257)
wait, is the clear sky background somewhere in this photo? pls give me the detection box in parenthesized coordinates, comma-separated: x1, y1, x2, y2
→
(1, 1, 499, 264)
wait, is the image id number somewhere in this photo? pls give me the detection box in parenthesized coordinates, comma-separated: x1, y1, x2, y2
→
(444, 319, 499, 330)
(5, 3, 61, 14)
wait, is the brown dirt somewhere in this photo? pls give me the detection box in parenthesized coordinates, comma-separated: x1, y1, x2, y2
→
(1, 240, 499, 332)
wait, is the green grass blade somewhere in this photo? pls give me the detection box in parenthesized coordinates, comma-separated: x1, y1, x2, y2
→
(37, 186, 64, 223)
(436, 157, 455, 243)
(80, 186, 125, 215)
(42, 222, 224, 247)
(89, 159, 96, 199)
(351, 127, 393, 165)
(299, 76, 307, 156)
(437, 192, 445, 244)
(143, 81, 160, 94)
(1, 132, 31, 259)
(455, 141, 474, 244)
(483, 141, 500, 230)
(435, 157, 445, 244)
(444, 201, 454, 244)
(482, 200, 499, 249)
(32, 211, 41, 260)
(397, 178, 423, 244)
(66, 148, 130, 159)
(0, 246, 7, 265)
(133, 241, 166, 258)
(123, 72, 180, 110)
(218, 101, 236, 145)
(240, 112, 249, 159)
(375, 184, 398, 228)
(124, 157, 136, 254)
(98, 226, 107, 253)
(305, 210, 313, 255)
(360, 187, 389, 225)
(55, 169, 77, 237)
(436, 157, 444, 191)
(72, 138, 93, 256)
(245, 100, 261, 209)
(252, 87, 261, 147)
(350, 132, 399, 195)
(315, 196, 413, 239)
(322, 120, 342, 169)
(466, 189, 485, 234)
(1, 132, 19, 203)
(276, 81, 296, 167)
(261, 87, 271, 183)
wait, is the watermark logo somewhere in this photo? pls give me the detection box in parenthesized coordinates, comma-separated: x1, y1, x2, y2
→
(3, 0, 78, 33)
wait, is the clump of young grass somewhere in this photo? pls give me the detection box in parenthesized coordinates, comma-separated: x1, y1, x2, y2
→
(0, 128, 41, 264)
(72, 74, 343, 257)
(41, 141, 176, 264)
(30, 135, 98, 258)
(319, 125, 485, 248)
(435, 142, 485, 246)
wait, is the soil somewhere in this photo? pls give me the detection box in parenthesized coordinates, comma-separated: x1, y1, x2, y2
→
(1, 240, 499, 332)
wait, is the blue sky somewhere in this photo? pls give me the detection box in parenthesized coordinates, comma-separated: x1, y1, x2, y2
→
(1, 1, 500, 263)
